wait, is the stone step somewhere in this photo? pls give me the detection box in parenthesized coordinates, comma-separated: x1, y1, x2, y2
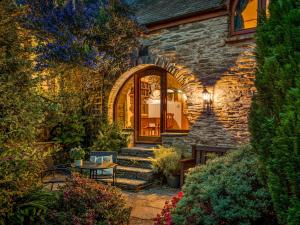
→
(99, 178, 151, 190)
(117, 156, 153, 169)
(117, 166, 153, 181)
(120, 147, 155, 158)
(135, 144, 159, 148)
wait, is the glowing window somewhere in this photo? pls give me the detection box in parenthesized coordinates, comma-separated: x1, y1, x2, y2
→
(234, 0, 258, 31)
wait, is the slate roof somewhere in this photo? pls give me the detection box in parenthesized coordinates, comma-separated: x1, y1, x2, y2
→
(131, 0, 227, 25)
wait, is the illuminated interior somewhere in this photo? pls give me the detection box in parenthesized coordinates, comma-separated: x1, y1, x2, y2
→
(139, 75, 161, 137)
(115, 72, 189, 138)
(234, 0, 258, 31)
(166, 74, 189, 130)
(266, 0, 270, 17)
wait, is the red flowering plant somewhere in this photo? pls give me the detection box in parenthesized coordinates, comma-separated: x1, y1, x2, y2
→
(154, 191, 183, 225)
(46, 173, 131, 225)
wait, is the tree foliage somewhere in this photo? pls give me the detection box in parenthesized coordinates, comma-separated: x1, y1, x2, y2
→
(0, 0, 45, 148)
(22, 0, 140, 147)
(250, 1, 300, 224)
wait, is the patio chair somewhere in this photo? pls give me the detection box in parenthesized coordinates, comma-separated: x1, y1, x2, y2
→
(89, 151, 117, 185)
(41, 156, 71, 190)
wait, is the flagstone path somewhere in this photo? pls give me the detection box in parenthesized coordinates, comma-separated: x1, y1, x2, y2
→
(123, 185, 179, 225)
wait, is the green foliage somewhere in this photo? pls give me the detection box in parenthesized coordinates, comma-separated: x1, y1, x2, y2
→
(91, 122, 128, 153)
(250, 1, 300, 224)
(0, 146, 53, 225)
(0, 0, 45, 148)
(69, 146, 85, 160)
(31, 0, 141, 128)
(152, 145, 181, 177)
(8, 189, 58, 225)
(46, 174, 131, 225)
(51, 112, 86, 150)
(172, 146, 276, 225)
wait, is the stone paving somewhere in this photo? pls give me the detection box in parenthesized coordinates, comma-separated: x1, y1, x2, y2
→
(123, 185, 180, 225)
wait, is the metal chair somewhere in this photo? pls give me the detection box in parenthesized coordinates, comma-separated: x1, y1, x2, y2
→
(41, 156, 71, 190)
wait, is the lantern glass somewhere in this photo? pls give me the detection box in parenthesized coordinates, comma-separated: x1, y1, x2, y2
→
(202, 88, 212, 103)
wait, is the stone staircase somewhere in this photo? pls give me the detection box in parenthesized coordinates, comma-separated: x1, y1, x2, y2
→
(115, 145, 156, 190)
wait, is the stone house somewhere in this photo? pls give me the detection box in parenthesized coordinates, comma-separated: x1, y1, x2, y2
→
(108, 0, 269, 150)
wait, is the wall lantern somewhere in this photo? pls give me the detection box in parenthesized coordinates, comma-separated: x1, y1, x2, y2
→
(202, 87, 213, 111)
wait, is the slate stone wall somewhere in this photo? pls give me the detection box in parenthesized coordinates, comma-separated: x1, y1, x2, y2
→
(142, 16, 256, 148)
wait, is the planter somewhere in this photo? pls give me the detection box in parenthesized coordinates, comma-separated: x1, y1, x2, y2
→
(74, 159, 83, 167)
(167, 175, 180, 188)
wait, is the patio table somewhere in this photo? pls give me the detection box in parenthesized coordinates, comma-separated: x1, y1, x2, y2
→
(71, 161, 117, 185)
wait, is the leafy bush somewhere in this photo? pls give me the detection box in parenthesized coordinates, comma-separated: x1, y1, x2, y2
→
(46, 173, 131, 225)
(152, 146, 181, 177)
(172, 146, 278, 225)
(0, 146, 54, 225)
(7, 188, 58, 225)
(0, 0, 45, 148)
(51, 113, 86, 150)
(91, 122, 128, 153)
(69, 146, 85, 160)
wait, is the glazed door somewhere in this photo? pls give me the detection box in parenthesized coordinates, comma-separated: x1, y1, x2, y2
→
(135, 70, 167, 143)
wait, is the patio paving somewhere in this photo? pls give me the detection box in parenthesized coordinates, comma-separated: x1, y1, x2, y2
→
(123, 185, 179, 225)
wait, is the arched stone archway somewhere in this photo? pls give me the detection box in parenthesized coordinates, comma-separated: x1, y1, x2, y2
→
(108, 59, 202, 124)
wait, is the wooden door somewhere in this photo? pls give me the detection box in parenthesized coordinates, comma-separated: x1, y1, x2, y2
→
(134, 69, 167, 143)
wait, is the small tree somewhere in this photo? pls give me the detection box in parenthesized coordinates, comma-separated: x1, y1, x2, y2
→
(0, 0, 45, 148)
(24, 0, 140, 146)
(250, 1, 300, 224)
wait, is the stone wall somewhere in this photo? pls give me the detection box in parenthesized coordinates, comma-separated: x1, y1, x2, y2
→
(143, 15, 256, 148)
(161, 133, 191, 153)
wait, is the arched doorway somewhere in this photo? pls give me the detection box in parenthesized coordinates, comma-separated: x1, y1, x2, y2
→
(113, 65, 190, 144)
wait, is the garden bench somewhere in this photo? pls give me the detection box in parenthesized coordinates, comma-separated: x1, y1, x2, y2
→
(180, 145, 231, 187)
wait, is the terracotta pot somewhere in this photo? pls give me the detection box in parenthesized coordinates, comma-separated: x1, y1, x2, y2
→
(74, 159, 83, 167)
(167, 175, 180, 188)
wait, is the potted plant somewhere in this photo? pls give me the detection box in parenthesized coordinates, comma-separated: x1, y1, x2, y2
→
(69, 146, 85, 167)
(152, 146, 181, 188)
(163, 152, 181, 188)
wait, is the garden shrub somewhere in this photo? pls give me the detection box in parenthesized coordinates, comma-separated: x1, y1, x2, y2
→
(7, 188, 58, 225)
(0, 0, 45, 148)
(46, 173, 131, 225)
(250, 1, 300, 224)
(0, 146, 54, 225)
(91, 122, 128, 153)
(51, 113, 86, 150)
(172, 146, 278, 225)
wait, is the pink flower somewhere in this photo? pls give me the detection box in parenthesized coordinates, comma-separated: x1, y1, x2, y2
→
(154, 191, 184, 225)
(178, 191, 183, 198)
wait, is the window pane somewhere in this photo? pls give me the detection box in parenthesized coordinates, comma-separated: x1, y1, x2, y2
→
(266, 0, 270, 17)
(139, 75, 161, 137)
(234, 0, 258, 31)
(115, 77, 134, 128)
(167, 74, 189, 131)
